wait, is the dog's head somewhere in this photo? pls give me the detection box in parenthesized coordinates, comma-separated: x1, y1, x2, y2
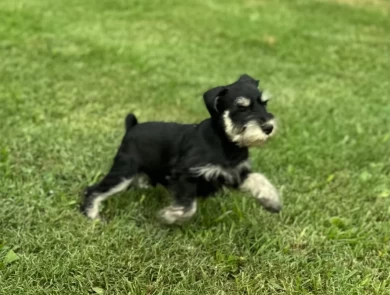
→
(203, 74, 276, 147)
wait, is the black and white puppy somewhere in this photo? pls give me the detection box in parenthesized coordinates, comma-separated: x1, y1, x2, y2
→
(80, 74, 281, 223)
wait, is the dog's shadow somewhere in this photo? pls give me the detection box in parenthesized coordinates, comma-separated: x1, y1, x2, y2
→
(101, 187, 260, 230)
(103, 186, 168, 223)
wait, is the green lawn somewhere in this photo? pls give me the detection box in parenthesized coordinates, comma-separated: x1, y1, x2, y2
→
(1, 0, 390, 294)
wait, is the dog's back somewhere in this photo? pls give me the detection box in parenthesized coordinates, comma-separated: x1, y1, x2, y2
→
(120, 115, 195, 175)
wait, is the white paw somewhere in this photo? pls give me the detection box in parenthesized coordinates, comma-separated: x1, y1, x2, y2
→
(157, 202, 197, 224)
(257, 185, 282, 213)
(240, 173, 282, 213)
(133, 175, 152, 189)
(83, 200, 101, 220)
(257, 197, 282, 213)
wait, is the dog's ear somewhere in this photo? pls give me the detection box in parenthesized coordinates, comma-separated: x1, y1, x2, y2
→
(203, 86, 228, 117)
(238, 74, 259, 87)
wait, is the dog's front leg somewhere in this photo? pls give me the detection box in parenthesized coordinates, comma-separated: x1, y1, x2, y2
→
(240, 172, 282, 213)
(158, 178, 197, 224)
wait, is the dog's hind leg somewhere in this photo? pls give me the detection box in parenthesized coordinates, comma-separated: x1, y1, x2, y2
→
(240, 172, 282, 213)
(81, 154, 138, 219)
(158, 177, 198, 224)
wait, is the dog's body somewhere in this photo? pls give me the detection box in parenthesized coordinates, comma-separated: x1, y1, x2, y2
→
(81, 74, 281, 223)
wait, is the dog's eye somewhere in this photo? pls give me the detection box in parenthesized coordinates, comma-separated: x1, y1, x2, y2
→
(237, 104, 248, 111)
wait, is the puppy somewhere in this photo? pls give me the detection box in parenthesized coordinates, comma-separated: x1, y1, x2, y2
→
(80, 74, 281, 223)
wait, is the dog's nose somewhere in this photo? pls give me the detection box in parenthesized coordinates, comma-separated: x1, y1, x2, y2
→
(262, 124, 273, 135)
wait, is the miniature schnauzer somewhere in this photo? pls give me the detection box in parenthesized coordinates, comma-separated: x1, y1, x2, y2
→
(80, 74, 281, 223)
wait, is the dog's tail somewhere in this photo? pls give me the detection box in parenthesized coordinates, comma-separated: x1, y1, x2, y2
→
(125, 113, 138, 131)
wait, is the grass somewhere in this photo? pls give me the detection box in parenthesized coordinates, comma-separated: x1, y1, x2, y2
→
(1, 0, 390, 294)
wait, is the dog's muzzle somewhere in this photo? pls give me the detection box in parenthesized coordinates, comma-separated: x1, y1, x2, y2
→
(223, 111, 277, 147)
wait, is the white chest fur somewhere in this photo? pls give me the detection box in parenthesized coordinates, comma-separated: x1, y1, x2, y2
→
(190, 160, 251, 184)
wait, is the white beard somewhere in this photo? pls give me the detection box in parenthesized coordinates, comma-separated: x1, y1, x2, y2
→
(222, 111, 276, 147)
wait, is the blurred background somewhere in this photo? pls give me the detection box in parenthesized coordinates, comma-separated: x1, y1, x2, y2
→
(1, 0, 390, 294)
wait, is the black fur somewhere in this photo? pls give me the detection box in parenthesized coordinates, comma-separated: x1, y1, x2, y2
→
(80, 74, 278, 221)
